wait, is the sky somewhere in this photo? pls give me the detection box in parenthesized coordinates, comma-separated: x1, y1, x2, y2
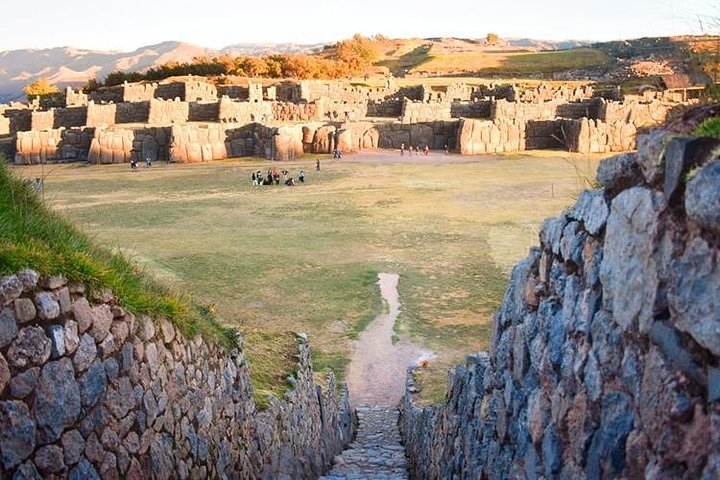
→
(1, 0, 718, 52)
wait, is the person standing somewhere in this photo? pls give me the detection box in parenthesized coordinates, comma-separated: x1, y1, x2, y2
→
(299, 170, 305, 183)
(316, 159, 321, 171)
(400, 142, 405, 156)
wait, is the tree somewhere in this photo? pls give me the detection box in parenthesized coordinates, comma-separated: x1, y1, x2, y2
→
(24, 78, 59, 99)
(486, 32, 499, 45)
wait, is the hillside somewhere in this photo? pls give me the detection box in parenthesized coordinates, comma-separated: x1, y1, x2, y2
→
(0, 161, 235, 348)
(0, 41, 221, 101)
(1, 35, 716, 101)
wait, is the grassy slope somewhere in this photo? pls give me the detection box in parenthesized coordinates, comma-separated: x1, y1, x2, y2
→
(0, 161, 237, 348)
(18, 152, 600, 403)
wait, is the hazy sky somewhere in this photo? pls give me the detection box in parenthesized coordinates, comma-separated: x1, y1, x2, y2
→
(2, 0, 718, 51)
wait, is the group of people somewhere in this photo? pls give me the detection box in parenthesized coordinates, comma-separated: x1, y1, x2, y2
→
(400, 143, 430, 156)
(400, 143, 452, 156)
(252, 167, 305, 186)
(130, 157, 153, 172)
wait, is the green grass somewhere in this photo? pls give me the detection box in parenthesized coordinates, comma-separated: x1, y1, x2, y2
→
(0, 161, 237, 349)
(15, 152, 600, 404)
(693, 116, 720, 138)
(484, 48, 610, 75)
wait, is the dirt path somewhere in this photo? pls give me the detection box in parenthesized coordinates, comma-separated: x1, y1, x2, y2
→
(346, 273, 433, 407)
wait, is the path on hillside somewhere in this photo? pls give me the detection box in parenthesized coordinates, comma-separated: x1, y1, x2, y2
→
(346, 272, 433, 406)
(320, 273, 429, 479)
(319, 407, 409, 480)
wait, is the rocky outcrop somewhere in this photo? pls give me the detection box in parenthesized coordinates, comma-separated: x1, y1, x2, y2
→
(0, 272, 353, 478)
(401, 129, 720, 479)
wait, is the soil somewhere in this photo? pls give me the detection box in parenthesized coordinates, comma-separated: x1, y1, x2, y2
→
(346, 273, 434, 407)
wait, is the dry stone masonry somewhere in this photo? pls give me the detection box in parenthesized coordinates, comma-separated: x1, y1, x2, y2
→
(400, 128, 720, 479)
(2, 77, 697, 164)
(320, 407, 409, 480)
(0, 272, 353, 478)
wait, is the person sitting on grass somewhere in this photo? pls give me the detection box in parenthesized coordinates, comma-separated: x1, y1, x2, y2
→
(285, 177, 295, 186)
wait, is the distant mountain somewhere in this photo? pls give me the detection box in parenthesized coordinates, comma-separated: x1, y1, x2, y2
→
(0, 41, 223, 101)
(221, 42, 327, 56)
(505, 38, 593, 50)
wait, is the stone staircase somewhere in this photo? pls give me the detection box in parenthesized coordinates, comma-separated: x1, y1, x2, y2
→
(319, 406, 409, 480)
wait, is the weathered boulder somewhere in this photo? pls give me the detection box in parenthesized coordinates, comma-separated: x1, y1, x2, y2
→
(685, 160, 720, 235)
(0, 401, 36, 469)
(7, 326, 51, 368)
(600, 187, 665, 333)
(34, 358, 81, 442)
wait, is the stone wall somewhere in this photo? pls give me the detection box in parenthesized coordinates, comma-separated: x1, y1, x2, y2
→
(5, 109, 32, 135)
(15, 128, 94, 164)
(598, 99, 672, 128)
(87, 103, 152, 128)
(271, 102, 319, 122)
(457, 118, 526, 154)
(367, 99, 403, 118)
(184, 82, 218, 102)
(65, 88, 89, 108)
(88, 127, 171, 164)
(450, 101, 492, 119)
(218, 98, 273, 124)
(401, 129, 720, 479)
(0, 115, 9, 136)
(225, 123, 275, 159)
(492, 99, 561, 122)
(336, 121, 459, 152)
(88, 88, 124, 105)
(169, 124, 228, 163)
(401, 100, 452, 124)
(0, 271, 353, 478)
(516, 83, 594, 103)
(148, 100, 189, 126)
(297, 80, 400, 103)
(188, 102, 219, 123)
(123, 83, 159, 103)
(30, 107, 88, 131)
(563, 118, 637, 154)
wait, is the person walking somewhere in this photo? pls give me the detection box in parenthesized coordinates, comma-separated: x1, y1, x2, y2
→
(316, 159, 321, 171)
(299, 170, 305, 183)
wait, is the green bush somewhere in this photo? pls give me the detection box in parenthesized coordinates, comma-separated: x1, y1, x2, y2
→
(693, 116, 720, 138)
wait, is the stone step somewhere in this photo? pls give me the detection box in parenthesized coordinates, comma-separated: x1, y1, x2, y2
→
(319, 406, 409, 480)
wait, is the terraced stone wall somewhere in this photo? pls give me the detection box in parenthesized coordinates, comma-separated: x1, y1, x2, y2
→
(0, 272, 353, 478)
(401, 129, 720, 479)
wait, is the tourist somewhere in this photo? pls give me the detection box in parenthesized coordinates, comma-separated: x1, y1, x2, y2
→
(145, 156, 152, 167)
(251, 172, 257, 186)
(337, 148, 343, 159)
(316, 159, 321, 171)
(444, 144, 450, 155)
(285, 177, 295, 186)
(32, 177, 43, 192)
(423, 145, 429, 156)
(414, 145, 420, 156)
(130, 159, 139, 172)
(400, 143, 405, 156)
(299, 170, 305, 183)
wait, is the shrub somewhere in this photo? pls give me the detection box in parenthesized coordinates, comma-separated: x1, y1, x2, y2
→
(693, 116, 720, 138)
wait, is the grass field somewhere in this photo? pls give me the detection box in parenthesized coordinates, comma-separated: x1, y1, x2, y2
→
(14, 151, 601, 404)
